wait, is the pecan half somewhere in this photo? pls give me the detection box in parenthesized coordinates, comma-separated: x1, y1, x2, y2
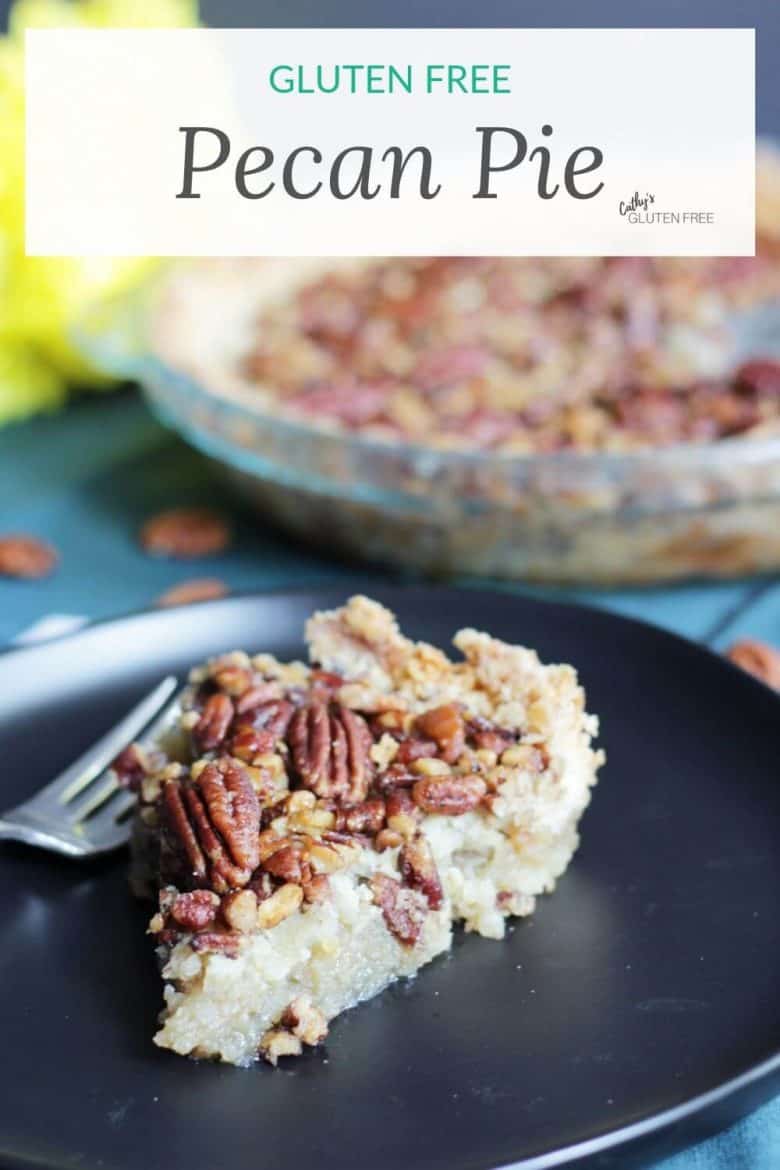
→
(256, 882, 303, 929)
(302, 873, 331, 903)
(385, 788, 420, 839)
(412, 773, 487, 815)
(140, 508, 230, 559)
(231, 700, 295, 761)
(169, 890, 220, 931)
(111, 743, 149, 789)
(374, 762, 418, 793)
(248, 871, 274, 901)
(499, 744, 548, 771)
(415, 704, 465, 763)
(393, 736, 439, 765)
(262, 842, 308, 884)
(211, 664, 253, 696)
(221, 889, 258, 932)
(375, 828, 404, 852)
(200, 759, 262, 869)
(400, 833, 443, 909)
(194, 693, 235, 752)
(310, 669, 345, 696)
(333, 799, 386, 835)
(156, 578, 227, 607)
(0, 534, 58, 579)
(288, 702, 373, 801)
(191, 930, 242, 957)
(735, 359, 780, 397)
(466, 717, 519, 755)
(726, 638, 780, 691)
(370, 874, 427, 946)
(235, 683, 285, 715)
(161, 759, 260, 892)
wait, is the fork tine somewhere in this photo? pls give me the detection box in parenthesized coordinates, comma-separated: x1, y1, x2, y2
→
(75, 786, 137, 847)
(2, 674, 181, 858)
(69, 775, 122, 823)
(28, 676, 178, 814)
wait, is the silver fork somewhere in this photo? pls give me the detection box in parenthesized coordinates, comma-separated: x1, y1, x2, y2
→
(0, 676, 180, 858)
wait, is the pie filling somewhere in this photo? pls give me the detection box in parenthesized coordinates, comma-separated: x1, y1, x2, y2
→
(121, 596, 604, 1066)
(242, 255, 780, 453)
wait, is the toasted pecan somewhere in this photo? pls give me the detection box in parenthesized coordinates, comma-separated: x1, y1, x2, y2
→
(288, 702, 374, 801)
(726, 638, 780, 690)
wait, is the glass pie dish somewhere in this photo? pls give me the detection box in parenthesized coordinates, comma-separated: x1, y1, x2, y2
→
(79, 262, 780, 586)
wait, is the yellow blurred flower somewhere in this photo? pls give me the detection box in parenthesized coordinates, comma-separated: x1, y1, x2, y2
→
(0, 0, 198, 424)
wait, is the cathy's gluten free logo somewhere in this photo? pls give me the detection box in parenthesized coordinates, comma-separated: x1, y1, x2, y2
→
(619, 189, 714, 226)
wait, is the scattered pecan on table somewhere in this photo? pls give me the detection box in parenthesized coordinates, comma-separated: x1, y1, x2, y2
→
(726, 639, 780, 691)
(0, 534, 58, 579)
(156, 578, 228, 606)
(140, 508, 231, 559)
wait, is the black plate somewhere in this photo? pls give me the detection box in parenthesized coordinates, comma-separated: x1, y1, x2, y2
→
(1, 585, 778, 1170)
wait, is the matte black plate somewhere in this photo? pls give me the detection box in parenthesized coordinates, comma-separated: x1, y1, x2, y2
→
(1, 585, 778, 1170)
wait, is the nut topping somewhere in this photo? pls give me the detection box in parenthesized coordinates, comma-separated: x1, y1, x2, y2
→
(400, 833, 444, 910)
(374, 763, 418, 793)
(288, 702, 373, 802)
(191, 930, 242, 957)
(200, 759, 261, 868)
(333, 799, 386, 835)
(393, 737, 439, 765)
(231, 700, 295, 762)
(466, 717, 519, 755)
(385, 788, 420, 840)
(235, 683, 285, 715)
(309, 669, 345, 695)
(411, 756, 450, 777)
(256, 882, 303, 929)
(308, 840, 352, 874)
(375, 828, 404, 852)
(302, 873, 331, 903)
(194, 693, 234, 752)
(370, 873, 428, 946)
(221, 889, 259, 932)
(111, 743, 150, 789)
(261, 841, 307, 883)
(281, 995, 329, 1046)
(211, 665, 253, 696)
(161, 759, 261, 892)
(169, 890, 220, 931)
(499, 744, 548, 771)
(414, 704, 465, 763)
(412, 772, 487, 815)
(260, 1029, 303, 1065)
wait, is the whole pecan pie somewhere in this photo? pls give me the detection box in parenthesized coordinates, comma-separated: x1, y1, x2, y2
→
(125, 596, 604, 1066)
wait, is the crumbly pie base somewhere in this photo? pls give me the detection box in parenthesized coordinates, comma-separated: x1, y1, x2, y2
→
(125, 596, 604, 1066)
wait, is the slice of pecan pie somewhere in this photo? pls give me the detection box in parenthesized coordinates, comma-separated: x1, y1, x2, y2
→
(125, 596, 604, 1066)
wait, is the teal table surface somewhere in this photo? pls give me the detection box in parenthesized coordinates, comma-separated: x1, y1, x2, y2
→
(0, 389, 778, 1169)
